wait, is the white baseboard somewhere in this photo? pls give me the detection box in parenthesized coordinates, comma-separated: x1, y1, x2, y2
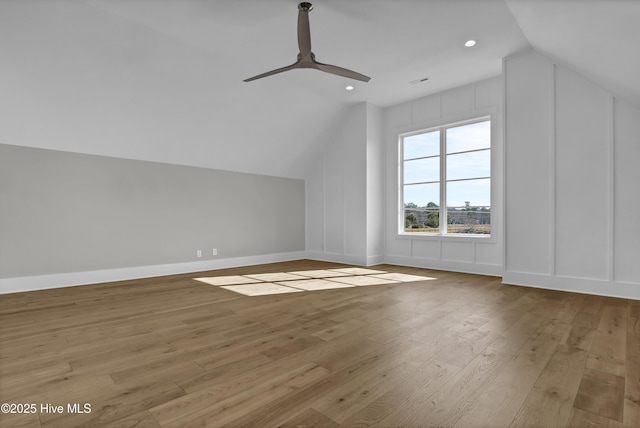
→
(366, 255, 385, 266)
(7, 253, 637, 301)
(383, 255, 503, 277)
(305, 251, 370, 266)
(503, 271, 640, 300)
(0, 251, 307, 295)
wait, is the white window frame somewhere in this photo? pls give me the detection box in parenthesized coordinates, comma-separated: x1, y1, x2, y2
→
(399, 115, 492, 237)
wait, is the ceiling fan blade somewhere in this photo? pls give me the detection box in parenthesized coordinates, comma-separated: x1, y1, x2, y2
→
(314, 61, 371, 82)
(297, 2, 313, 56)
(243, 2, 370, 84)
(243, 62, 300, 82)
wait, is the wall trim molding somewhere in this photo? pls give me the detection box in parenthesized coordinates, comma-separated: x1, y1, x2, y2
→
(5, 252, 638, 301)
(306, 252, 383, 268)
(384, 255, 502, 277)
(503, 271, 640, 301)
(306, 251, 367, 267)
(366, 255, 385, 266)
(0, 251, 307, 295)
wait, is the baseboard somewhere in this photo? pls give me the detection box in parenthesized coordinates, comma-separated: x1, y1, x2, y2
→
(0, 251, 307, 295)
(8, 253, 636, 301)
(366, 255, 384, 266)
(503, 271, 640, 300)
(305, 251, 374, 267)
(304, 252, 384, 267)
(383, 255, 503, 276)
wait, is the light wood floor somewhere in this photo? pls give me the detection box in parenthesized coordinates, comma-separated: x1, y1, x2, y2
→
(1, 260, 639, 427)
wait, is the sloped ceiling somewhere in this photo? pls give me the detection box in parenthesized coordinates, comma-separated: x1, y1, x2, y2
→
(0, 1, 637, 179)
(505, 0, 640, 108)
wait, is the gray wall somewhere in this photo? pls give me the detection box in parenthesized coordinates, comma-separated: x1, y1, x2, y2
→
(0, 144, 305, 279)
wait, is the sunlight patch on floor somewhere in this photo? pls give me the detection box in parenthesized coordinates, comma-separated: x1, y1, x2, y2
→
(242, 272, 308, 282)
(287, 270, 352, 278)
(275, 279, 355, 291)
(328, 267, 389, 275)
(194, 269, 438, 296)
(370, 273, 437, 282)
(327, 275, 400, 286)
(194, 275, 262, 286)
(220, 283, 304, 296)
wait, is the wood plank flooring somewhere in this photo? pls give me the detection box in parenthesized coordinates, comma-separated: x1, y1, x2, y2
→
(1, 260, 639, 427)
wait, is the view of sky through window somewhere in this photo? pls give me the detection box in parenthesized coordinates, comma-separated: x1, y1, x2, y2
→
(402, 120, 490, 208)
(401, 119, 491, 234)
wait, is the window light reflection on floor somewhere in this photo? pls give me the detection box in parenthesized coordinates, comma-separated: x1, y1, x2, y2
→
(194, 268, 437, 297)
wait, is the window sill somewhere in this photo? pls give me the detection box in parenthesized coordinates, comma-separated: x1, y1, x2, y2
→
(397, 232, 495, 243)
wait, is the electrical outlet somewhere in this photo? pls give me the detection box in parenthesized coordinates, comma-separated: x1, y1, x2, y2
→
(196, 250, 202, 258)
(212, 248, 217, 256)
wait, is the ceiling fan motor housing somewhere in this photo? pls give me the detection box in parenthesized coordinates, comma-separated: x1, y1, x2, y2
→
(298, 2, 313, 12)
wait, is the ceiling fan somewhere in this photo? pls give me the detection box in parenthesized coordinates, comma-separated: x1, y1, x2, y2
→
(243, 2, 371, 83)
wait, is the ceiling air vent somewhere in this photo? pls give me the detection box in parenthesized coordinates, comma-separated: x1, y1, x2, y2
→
(409, 77, 429, 85)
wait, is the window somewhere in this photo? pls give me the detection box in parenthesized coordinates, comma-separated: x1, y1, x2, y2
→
(400, 118, 491, 235)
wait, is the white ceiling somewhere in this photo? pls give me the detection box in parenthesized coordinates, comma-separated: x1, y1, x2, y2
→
(506, 0, 640, 108)
(1, 0, 638, 179)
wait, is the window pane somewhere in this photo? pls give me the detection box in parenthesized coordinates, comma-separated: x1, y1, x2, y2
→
(446, 120, 490, 154)
(404, 183, 440, 232)
(446, 178, 490, 208)
(404, 183, 439, 209)
(447, 207, 491, 234)
(404, 157, 439, 184)
(446, 179, 490, 234)
(447, 206, 491, 234)
(447, 150, 490, 180)
(404, 130, 439, 160)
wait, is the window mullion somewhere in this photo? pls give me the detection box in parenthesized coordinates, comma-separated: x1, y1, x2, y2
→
(440, 128, 447, 235)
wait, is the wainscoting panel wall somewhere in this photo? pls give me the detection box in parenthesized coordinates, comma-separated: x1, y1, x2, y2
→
(503, 49, 640, 299)
(614, 98, 640, 284)
(382, 77, 503, 276)
(305, 103, 384, 266)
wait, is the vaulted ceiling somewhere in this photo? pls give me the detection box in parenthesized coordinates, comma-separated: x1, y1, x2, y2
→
(1, 0, 638, 179)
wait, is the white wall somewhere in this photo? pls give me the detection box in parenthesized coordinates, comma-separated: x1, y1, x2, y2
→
(366, 104, 385, 264)
(0, 0, 345, 180)
(504, 49, 640, 299)
(382, 77, 504, 276)
(306, 102, 384, 266)
(0, 144, 305, 294)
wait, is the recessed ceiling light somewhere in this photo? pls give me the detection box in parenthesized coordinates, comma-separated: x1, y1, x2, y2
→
(345, 85, 354, 91)
(465, 39, 477, 47)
